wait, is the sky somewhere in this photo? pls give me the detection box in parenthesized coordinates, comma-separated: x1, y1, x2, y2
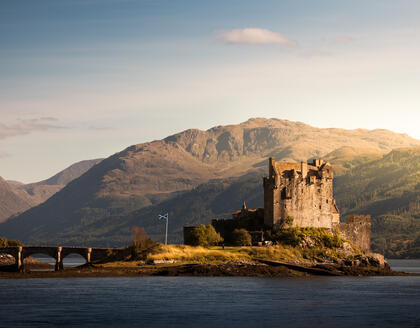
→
(1, 0, 420, 182)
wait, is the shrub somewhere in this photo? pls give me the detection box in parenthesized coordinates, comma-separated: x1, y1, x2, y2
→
(283, 216, 294, 228)
(273, 229, 301, 247)
(189, 225, 223, 247)
(0, 237, 23, 247)
(272, 228, 344, 249)
(0, 237, 7, 247)
(231, 229, 252, 246)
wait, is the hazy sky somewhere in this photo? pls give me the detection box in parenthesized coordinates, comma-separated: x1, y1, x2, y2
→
(1, 0, 420, 182)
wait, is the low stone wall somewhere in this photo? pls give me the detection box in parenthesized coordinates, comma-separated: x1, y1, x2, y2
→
(339, 215, 371, 253)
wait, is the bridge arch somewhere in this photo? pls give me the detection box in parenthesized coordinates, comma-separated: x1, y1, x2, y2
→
(21, 247, 62, 271)
(61, 247, 92, 267)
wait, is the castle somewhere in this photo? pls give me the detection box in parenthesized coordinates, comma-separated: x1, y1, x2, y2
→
(186, 157, 371, 252)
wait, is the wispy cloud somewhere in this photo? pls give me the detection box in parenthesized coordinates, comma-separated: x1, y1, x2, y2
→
(321, 35, 355, 45)
(217, 28, 297, 46)
(87, 125, 114, 131)
(333, 35, 355, 44)
(0, 117, 63, 140)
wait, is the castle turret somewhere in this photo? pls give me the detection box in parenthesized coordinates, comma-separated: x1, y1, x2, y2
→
(300, 161, 308, 178)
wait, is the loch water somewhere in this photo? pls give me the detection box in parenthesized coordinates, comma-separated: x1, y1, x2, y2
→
(0, 260, 419, 328)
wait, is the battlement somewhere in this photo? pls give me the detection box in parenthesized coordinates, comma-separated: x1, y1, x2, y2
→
(268, 157, 334, 183)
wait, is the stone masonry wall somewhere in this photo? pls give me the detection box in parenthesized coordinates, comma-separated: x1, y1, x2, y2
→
(339, 215, 371, 253)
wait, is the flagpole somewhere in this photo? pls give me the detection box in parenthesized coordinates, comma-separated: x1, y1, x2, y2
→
(165, 213, 168, 245)
(158, 213, 169, 245)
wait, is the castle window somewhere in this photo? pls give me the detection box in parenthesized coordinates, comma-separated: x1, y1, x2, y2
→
(326, 199, 329, 204)
(318, 189, 321, 193)
(281, 187, 287, 200)
(319, 205, 321, 209)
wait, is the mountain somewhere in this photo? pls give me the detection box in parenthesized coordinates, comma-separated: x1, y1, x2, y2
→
(0, 158, 103, 222)
(0, 177, 32, 223)
(1, 118, 420, 248)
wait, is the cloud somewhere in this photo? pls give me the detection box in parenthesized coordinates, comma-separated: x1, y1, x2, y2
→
(87, 125, 114, 131)
(0, 118, 63, 140)
(39, 116, 59, 122)
(217, 28, 297, 46)
(0, 152, 9, 158)
(334, 36, 355, 44)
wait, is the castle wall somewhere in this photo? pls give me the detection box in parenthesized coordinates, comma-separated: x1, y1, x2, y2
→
(339, 215, 371, 253)
(212, 208, 264, 244)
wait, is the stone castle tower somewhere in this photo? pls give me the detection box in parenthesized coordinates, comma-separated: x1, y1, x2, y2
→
(263, 157, 340, 229)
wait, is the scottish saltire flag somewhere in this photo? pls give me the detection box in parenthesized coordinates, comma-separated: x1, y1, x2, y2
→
(158, 213, 168, 220)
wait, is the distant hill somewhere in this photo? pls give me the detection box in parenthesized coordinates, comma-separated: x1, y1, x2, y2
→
(0, 158, 103, 222)
(1, 118, 420, 250)
(0, 177, 32, 223)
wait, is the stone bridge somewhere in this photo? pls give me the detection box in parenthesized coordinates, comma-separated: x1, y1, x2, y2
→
(0, 246, 120, 271)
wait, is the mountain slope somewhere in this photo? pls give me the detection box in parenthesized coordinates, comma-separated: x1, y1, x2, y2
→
(1, 118, 420, 247)
(0, 177, 32, 222)
(0, 158, 103, 222)
(33, 158, 104, 186)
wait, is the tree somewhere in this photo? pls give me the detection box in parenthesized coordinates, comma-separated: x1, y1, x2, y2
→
(131, 226, 148, 248)
(130, 227, 156, 260)
(189, 225, 223, 247)
(231, 229, 252, 246)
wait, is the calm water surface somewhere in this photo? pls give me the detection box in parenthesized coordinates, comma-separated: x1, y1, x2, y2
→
(0, 260, 419, 328)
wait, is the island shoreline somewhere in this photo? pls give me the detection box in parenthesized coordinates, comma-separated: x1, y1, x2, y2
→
(0, 261, 414, 279)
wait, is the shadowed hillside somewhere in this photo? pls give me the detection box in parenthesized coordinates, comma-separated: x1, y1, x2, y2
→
(0, 177, 32, 222)
(0, 158, 103, 222)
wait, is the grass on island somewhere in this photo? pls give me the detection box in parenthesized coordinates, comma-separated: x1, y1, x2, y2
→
(100, 244, 302, 268)
(99, 227, 360, 268)
(100, 244, 353, 268)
